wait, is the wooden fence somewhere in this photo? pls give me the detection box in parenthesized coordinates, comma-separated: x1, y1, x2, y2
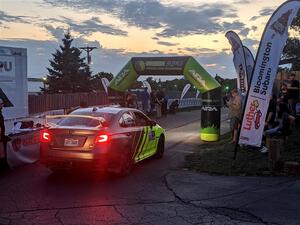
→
(28, 91, 108, 114)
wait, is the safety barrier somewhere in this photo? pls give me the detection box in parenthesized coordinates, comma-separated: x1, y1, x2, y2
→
(168, 98, 202, 108)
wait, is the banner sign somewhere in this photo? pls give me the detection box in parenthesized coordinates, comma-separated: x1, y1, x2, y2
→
(109, 56, 221, 142)
(6, 130, 41, 168)
(225, 31, 249, 95)
(243, 46, 255, 85)
(131, 56, 189, 75)
(109, 56, 220, 93)
(0, 46, 28, 120)
(101, 77, 110, 94)
(0, 56, 15, 82)
(180, 84, 191, 99)
(239, 1, 300, 147)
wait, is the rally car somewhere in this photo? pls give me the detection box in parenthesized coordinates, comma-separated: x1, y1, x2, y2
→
(40, 106, 165, 175)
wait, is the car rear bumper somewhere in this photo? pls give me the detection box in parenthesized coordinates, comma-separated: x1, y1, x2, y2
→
(40, 144, 113, 170)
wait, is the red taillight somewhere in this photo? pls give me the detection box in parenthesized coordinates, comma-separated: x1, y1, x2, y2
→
(95, 133, 109, 143)
(41, 130, 51, 143)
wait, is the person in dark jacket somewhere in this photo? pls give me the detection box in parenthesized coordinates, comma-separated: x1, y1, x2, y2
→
(0, 98, 9, 170)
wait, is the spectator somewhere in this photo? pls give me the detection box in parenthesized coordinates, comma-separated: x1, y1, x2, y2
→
(265, 94, 277, 129)
(287, 73, 299, 116)
(0, 98, 9, 170)
(259, 94, 277, 153)
(141, 88, 150, 114)
(125, 91, 135, 108)
(169, 99, 179, 114)
(226, 89, 242, 144)
(278, 83, 289, 104)
(264, 102, 295, 141)
(155, 90, 164, 118)
(150, 90, 156, 116)
(161, 89, 168, 117)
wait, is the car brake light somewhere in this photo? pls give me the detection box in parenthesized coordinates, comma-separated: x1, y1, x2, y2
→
(95, 133, 109, 143)
(41, 130, 51, 143)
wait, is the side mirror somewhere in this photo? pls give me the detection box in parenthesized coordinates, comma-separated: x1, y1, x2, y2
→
(149, 120, 156, 129)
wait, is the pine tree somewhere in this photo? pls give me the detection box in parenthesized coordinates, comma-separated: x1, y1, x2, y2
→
(44, 31, 92, 93)
(283, 10, 300, 71)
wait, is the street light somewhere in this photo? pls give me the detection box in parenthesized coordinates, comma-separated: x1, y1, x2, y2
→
(42, 77, 47, 90)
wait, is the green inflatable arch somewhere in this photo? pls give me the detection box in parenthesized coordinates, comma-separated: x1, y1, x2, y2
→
(108, 56, 221, 141)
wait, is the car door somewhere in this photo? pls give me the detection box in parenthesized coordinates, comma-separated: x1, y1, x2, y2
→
(117, 111, 136, 150)
(133, 111, 157, 160)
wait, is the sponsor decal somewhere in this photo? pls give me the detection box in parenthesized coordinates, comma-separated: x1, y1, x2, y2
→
(201, 106, 218, 112)
(11, 133, 40, 152)
(0, 61, 12, 73)
(12, 138, 22, 152)
(253, 42, 272, 96)
(255, 110, 262, 129)
(188, 70, 206, 88)
(243, 100, 262, 130)
(134, 61, 145, 72)
(114, 69, 130, 86)
(271, 10, 292, 36)
(229, 37, 241, 52)
(238, 64, 246, 94)
(148, 131, 155, 141)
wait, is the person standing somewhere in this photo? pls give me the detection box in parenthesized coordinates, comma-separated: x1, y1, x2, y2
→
(226, 89, 242, 144)
(278, 83, 289, 104)
(0, 98, 8, 170)
(155, 90, 164, 118)
(141, 88, 150, 114)
(287, 73, 299, 116)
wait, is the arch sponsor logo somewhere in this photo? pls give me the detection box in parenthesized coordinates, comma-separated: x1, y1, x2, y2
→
(114, 69, 130, 86)
(201, 106, 218, 112)
(188, 70, 207, 88)
(243, 99, 263, 131)
(271, 9, 292, 36)
(134, 61, 145, 72)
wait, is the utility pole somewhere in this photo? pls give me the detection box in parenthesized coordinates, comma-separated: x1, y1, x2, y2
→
(79, 46, 97, 64)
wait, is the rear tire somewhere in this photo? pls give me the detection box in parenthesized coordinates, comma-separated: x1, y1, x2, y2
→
(155, 136, 165, 159)
(116, 150, 134, 177)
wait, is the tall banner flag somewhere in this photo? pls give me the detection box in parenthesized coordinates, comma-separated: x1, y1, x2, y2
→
(243, 46, 255, 85)
(239, 1, 300, 147)
(101, 78, 110, 94)
(180, 84, 191, 99)
(225, 31, 249, 95)
(196, 90, 200, 99)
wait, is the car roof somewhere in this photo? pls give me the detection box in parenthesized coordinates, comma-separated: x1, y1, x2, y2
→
(72, 106, 135, 115)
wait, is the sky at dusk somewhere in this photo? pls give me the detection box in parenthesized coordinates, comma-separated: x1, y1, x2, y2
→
(0, 0, 289, 79)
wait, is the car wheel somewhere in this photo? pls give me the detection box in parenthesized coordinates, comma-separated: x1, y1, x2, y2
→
(117, 150, 134, 177)
(155, 136, 165, 159)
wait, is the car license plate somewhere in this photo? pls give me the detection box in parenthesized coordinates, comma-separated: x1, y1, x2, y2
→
(64, 138, 79, 146)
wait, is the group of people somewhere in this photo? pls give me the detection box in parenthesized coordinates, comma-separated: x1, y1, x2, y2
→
(226, 73, 299, 153)
(150, 89, 168, 118)
(124, 88, 179, 118)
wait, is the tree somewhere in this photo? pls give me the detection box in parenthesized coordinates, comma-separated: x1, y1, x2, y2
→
(282, 10, 300, 71)
(44, 31, 92, 93)
(90, 72, 114, 91)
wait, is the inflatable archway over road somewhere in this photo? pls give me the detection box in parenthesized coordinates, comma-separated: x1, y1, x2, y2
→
(108, 56, 221, 141)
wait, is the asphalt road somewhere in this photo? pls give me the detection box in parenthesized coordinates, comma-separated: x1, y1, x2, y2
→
(1, 110, 298, 225)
